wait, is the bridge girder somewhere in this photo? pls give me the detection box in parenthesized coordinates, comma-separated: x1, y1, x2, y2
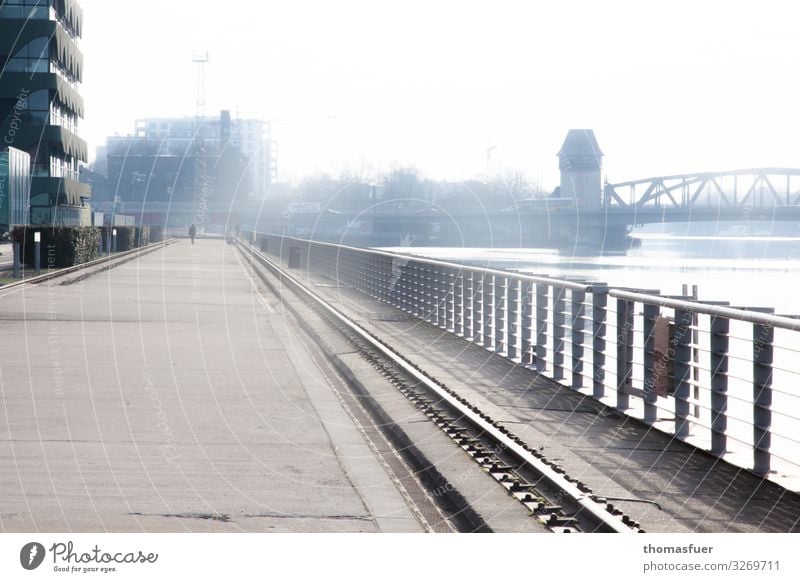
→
(605, 168, 800, 209)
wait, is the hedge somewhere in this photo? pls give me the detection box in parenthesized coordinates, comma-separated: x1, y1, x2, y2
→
(11, 226, 101, 268)
(134, 226, 151, 247)
(149, 226, 164, 243)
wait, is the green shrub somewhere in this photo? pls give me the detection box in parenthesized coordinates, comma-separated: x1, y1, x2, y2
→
(149, 226, 164, 243)
(114, 227, 136, 251)
(11, 226, 101, 268)
(134, 226, 151, 247)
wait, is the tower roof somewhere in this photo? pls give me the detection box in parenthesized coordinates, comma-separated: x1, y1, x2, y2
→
(557, 129, 603, 158)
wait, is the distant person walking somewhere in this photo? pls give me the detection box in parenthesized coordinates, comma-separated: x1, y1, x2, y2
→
(188, 224, 197, 245)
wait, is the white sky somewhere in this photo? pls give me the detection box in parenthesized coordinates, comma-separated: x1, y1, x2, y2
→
(79, 0, 800, 188)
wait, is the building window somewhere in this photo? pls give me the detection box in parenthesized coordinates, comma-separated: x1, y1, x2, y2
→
(0, 0, 50, 20)
(4, 36, 49, 74)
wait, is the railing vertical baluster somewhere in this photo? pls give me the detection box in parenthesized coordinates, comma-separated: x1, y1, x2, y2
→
(507, 279, 521, 362)
(571, 290, 586, 390)
(431, 266, 441, 326)
(430, 266, 439, 326)
(592, 288, 608, 399)
(445, 268, 455, 332)
(463, 271, 474, 340)
(472, 273, 483, 345)
(402, 261, 412, 313)
(535, 284, 548, 372)
(399, 262, 409, 313)
(482, 275, 495, 349)
(412, 262, 423, 319)
(673, 309, 693, 438)
(454, 269, 464, 336)
(439, 267, 449, 329)
(520, 281, 534, 366)
(642, 303, 660, 424)
(422, 264, 433, 322)
(494, 276, 506, 355)
(753, 322, 774, 475)
(552, 286, 566, 381)
(709, 316, 730, 456)
(616, 298, 634, 410)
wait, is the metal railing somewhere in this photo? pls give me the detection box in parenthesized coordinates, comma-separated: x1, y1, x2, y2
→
(247, 232, 800, 487)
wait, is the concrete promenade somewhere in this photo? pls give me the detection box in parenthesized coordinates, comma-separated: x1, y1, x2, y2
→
(0, 240, 425, 532)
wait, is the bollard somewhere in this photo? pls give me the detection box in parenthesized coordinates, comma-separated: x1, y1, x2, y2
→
(13, 242, 21, 278)
(34, 231, 41, 275)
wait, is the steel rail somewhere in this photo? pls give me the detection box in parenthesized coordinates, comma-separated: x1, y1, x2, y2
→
(0, 238, 179, 291)
(239, 239, 638, 534)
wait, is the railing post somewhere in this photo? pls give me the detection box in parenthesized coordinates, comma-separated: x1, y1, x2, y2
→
(421, 263, 432, 321)
(463, 271, 474, 340)
(535, 284, 549, 372)
(474, 273, 485, 345)
(673, 308, 694, 438)
(753, 322, 774, 475)
(642, 303, 660, 424)
(411, 262, 422, 319)
(507, 279, 521, 362)
(616, 298, 634, 410)
(445, 268, 456, 332)
(438, 267, 449, 329)
(429, 265, 439, 325)
(571, 289, 586, 390)
(494, 276, 507, 355)
(482, 275, 495, 349)
(520, 281, 534, 366)
(552, 286, 566, 381)
(454, 269, 465, 336)
(592, 288, 608, 399)
(709, 316, 730, 456)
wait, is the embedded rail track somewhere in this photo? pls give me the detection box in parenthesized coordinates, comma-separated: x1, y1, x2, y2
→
(236, 239, 643, 534)
(0, 239, 178, 291)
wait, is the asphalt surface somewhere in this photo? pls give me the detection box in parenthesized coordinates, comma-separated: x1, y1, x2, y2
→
(0, 240, 424, 532)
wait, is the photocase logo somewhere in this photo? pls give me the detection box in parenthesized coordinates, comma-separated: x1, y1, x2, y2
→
(20, 542, 46, 570)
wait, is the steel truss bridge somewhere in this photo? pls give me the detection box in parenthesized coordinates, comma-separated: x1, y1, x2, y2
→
(604, 168, 800, 212)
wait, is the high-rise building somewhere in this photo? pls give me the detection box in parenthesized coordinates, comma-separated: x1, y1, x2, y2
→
(98, 113, 273, 200)
(0, 0, 91, 226)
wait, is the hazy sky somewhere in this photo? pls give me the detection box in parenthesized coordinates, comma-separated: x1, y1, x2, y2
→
(79, 0, 800, 188)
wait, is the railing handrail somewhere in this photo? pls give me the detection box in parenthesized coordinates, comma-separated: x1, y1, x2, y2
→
(610, 289, 800, 331)
(259, 232, 595, 292)
(257, 232, 800, 328)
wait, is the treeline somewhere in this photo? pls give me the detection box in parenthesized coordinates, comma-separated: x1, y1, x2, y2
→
(275, 167, 547, 210)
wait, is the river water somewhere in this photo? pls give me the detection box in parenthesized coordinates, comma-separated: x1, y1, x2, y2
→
(385, 234, 800, 315)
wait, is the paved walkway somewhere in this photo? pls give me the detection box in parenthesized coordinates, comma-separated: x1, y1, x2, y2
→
(0, 240, 422, 532)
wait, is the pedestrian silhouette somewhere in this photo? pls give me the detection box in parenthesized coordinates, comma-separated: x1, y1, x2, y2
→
(189, 224, 197, 245)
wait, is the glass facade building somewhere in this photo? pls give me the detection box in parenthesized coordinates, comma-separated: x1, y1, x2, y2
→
(0, 146, 32, 232)
(0, 0, 90, 225)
